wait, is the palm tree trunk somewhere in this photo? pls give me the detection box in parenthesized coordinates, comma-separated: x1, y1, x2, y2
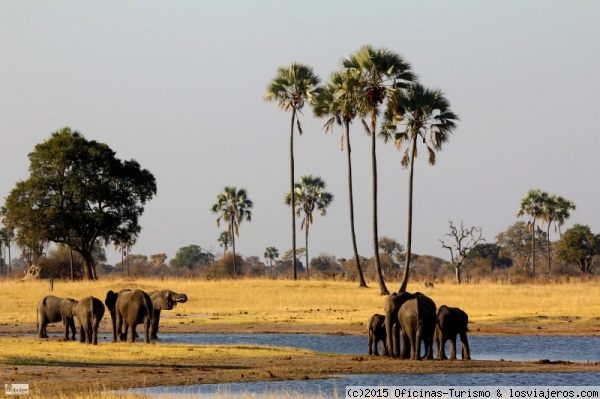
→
(345, 120, 367, 288)
(547, 224, 551, 272)
(305, 224, 310, 280)
(370, 113, 389, 295)
(290, 109, 297, 280)
(531, 217, 536, 276)
(399, 138, 418, 293)
(231, 225, 237, 277)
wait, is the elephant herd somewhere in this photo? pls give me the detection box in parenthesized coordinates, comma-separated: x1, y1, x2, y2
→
(36, 289, 187, 345)
(368, 291, 471, 360)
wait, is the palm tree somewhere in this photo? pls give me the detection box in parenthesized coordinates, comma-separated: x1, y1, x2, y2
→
(114, 233, 137, 276)
(542, 195, 576, 271)
(284, 175, 333, 279)
(313, 69, 368, 288)
(218, 231, 230, 258)
(265, 63, 321, 280)
(382, 83, 458, 293)
(343, 45, 416, 295)
(264, 246, 279, 268)
(517, 189, 550, 275)
(211, 186, 253, 276)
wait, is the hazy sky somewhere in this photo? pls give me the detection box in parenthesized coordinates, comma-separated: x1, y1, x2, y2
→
(1, 1, 599, 267)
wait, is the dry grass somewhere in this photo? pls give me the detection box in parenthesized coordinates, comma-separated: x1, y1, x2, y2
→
(2, 277, 599, 332)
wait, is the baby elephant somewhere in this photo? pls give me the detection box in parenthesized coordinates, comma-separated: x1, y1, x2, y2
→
(367, 313, 388, 355)
(435, 305, 471, 360)
(75, 296, 106, 345)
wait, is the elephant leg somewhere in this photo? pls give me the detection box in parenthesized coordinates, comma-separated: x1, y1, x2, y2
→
(393, 324, 400, 358)
(400, 331, 410, 359)
(143, 318, 151, 344)
(92, 317, 101, 345)
(150, 310, 160, 339)
(79, 325, 85, 343)
(39, 321, 48, 338)
(449, 337, 457, 360)
(368, 333, 373, 355)
(440, 337, 448, 360)
(128, 324, 136, 343)
(63, 318, 70, 340)
(413, 329, 422, 360)
(381, 337, 389, 356)
(460, 332, 471, 360)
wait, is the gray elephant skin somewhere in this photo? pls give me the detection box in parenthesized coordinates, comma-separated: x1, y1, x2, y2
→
(384, 292, 436, 359)
(74, 296, 105, 345)
(37, 295, 78, 340)
(148, 290, 187, 339)
(105, 289, 153, 343)
(367, 313, 388, 356)
(435, 305, 471, 360)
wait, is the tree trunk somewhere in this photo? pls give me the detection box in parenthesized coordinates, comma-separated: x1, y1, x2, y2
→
(290, 109, 297, 280)
(531, 217, 536, 276)
(547, 224, 552, 272)
(345, 120, 367, 288)
(305, 223, 310, 280)
(231, 225, 237, 277)
(79, 247, 96, 281)
(399, 138, 418, 293)
(370, 112, 389, 295)
(455, 264, 461, 284)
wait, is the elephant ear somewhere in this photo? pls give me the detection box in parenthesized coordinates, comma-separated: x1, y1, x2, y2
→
(104, 290, 118, 310)
(60, 299, 78, 318)
(152, 290, 173, 310)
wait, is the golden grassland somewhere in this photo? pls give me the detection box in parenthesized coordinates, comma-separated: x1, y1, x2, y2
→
(2, 277, 600, 398)
(1, 277, 600, 333)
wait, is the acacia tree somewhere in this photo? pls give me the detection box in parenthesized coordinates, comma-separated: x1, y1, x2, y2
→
(383, 83, 458, 293)
(314, 69, 368, 287)
(265, 63, 321, 280)
(3, 128, 157, 280)
(211, 186, 253, 277)
(517, 189, 549, 275)
(440, 221, 484, 283)
(556, 224, 600, 274)
(378, 236, 404, 277)
(284, 175, 333, 279)
(343, 45, 416, 295)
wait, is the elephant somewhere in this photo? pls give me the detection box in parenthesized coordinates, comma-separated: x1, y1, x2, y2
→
(367, 313, 388, 356)
(398, 293, 437, 360)
(36, 295, 78, 340)
(384, 292, 436, 359)
(105, 289, 153, 343)
(74, 296, 105, 345)
(435, 305, 471, 360)
(148, 290, 187, 339)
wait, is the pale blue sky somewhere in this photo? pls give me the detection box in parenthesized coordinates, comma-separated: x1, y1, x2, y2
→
(1, 1, 599, 266)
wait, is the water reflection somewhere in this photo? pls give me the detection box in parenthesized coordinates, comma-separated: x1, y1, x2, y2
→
(116, 373, 600, 399)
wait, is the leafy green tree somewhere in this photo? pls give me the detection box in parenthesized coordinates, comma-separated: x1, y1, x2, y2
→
(264, 246, 279, 267)
(378, 236, 404, 277)
(496, 221, 546, 270)
(265, 63, 321, 281)
(170, 244, 213, 269)
(3, 128, 157, 280)
(383, 83, 458, 292)
(542, 195, 576, 271)
(556, 224, 600, 274)
(467, 243, 513, 270)
(343, 45, 416, 295)
(517, 189, 550, 275)
(211, 186, 253, 276)
(314, 69, 368, 288)
(285, 175, 333, 279)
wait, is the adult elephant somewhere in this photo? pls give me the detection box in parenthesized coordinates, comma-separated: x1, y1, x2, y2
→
(37, 295, 78, 340)
(398, 293, 436, 360)
(105, 289, 153, 343)
(384, 292, 436, 359)
(367, 313, 388, 356)
(435, 305, 471, 360)
(148, 290, 187, 339)
(74, 296, 105, 345)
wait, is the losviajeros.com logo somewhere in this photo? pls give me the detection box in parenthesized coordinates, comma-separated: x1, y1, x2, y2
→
(5, 384, 29, 395)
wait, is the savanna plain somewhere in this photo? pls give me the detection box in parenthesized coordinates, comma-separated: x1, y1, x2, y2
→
(1, 278, 600, 398)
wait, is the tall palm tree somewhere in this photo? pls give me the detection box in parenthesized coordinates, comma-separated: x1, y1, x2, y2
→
(211, 186, 253, 276)
(313, 69, 368, 287)
(343, 45, 416, 295)
(114, 232, 137, 276)
(265, 63, 321, 280)
(264, 246, 279, 268)
(218, 231, 230, 258)
(383, 83, 458, 293)
(284, 175, 333, 279)
(542, 195, 576, 271)
(517, 189, 550, 275)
